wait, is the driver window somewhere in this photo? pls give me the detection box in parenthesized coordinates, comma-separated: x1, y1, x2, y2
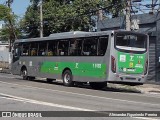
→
(13, 44, 20, 57)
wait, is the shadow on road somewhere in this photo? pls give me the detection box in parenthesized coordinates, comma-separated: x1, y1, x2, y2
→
(75, 83, 142, 94)
(15, 77, 141, 94)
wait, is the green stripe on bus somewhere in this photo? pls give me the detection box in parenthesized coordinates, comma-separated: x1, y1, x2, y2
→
(40, 62, 107, 78)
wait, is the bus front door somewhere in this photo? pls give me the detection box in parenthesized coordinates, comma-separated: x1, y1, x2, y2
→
(11, 46, 20, 75)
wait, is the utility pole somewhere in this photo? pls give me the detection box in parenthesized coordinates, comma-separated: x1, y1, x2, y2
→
(126, 0, 131, 31)
(98, 9, 103, 21)
(152, 0, 154, 13)
(40, 0, 43, 38)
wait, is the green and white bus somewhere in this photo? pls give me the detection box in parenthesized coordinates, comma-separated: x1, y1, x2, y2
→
(11, 30, 149, 89)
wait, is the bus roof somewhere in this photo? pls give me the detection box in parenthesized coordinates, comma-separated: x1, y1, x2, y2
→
(14, 31, 113, 43)
(14, 30, 146, 43)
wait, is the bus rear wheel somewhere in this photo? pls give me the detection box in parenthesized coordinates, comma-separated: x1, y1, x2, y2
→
(90, 82, 107, 89)
(62, 70, 74, 87)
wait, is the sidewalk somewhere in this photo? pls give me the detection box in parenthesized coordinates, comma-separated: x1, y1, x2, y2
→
(108, 83, 160, 94)
(135, 83, 160, 94)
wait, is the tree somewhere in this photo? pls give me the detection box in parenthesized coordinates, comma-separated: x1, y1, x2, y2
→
(106, 0, 125, 18)
(20, 0, 125, 38)
(0, 4, 10, 21)
(0, 3, 20, 51)
(6, 0, 14, 8)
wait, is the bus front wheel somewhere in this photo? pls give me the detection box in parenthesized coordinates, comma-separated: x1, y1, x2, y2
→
(62, 70, 74, 87)
(90, 82, 107, 89)
(21, 68, 28, 80)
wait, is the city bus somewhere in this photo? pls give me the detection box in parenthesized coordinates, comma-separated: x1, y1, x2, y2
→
(11, 30, 149, 89)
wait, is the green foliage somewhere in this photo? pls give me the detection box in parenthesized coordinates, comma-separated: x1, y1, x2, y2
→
(20, 5, 40, 38)
(21, 0, 125, 38)
(0, 4, 11, 21)
(0, 4, 21, 44)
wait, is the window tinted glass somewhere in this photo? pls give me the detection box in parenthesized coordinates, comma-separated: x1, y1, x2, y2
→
(38, 41, 47, 56)
(19, 35, 109, 57)
(83, 37, 98, 56)
(47, 41, 58, 56)
(58, 40, 69, 56)
(115, 33, 147, 52)
(98, 36, 108, 56)
(30, 42, 38, 56)
(21, 43, 30, 56)
(69, 39, 82, 56)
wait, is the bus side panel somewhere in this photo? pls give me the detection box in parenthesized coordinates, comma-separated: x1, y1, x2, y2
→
(37, 56, 108, 82)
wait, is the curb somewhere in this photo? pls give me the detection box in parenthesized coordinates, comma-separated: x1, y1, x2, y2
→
(108, 83, 160, 94)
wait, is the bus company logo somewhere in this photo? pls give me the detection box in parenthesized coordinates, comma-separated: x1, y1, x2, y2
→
(130, 55, 134, 61)
(120, 55, 126, 62)
(2, 112, 11, 117)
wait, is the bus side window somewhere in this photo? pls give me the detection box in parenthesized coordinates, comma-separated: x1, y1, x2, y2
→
(58, 40, 69, 56)
(22, 43, 29, 56)
(83, 37, 98, 56)
(38, 42, 47, 56)
(48, 41, 57, 56)
(98, 36, 108, 56)
(30, 42, 38, 56)
(31, 48, 37, 56)
(69, 39, 82, 56)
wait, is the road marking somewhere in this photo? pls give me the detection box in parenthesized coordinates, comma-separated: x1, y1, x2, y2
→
(0, 93, 93, 111)
(1, 73, 160, 98)
(0, 81, 160, 107)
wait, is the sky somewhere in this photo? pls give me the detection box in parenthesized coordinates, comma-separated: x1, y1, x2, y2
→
(0, 0, 30, 17)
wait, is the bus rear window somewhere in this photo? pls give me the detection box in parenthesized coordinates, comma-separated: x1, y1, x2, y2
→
(115, 33, 147, 53)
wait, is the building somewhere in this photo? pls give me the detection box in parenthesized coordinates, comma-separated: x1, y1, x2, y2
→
(97, 13, 160, 83)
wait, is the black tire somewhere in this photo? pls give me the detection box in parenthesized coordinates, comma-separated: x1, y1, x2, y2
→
(90, 82, 107, 90)
(62, 70, 74, 87)
(21, 68, 28, 80)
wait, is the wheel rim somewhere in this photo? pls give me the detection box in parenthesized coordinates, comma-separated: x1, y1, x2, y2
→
(22, 70, 27, 77)
(64, 73, 70, 83)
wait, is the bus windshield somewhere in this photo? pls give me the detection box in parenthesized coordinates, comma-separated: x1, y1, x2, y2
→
(115, 32, 147, 53)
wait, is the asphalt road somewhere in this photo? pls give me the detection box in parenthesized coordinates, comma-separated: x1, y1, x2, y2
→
(0, 73, 160, 120)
